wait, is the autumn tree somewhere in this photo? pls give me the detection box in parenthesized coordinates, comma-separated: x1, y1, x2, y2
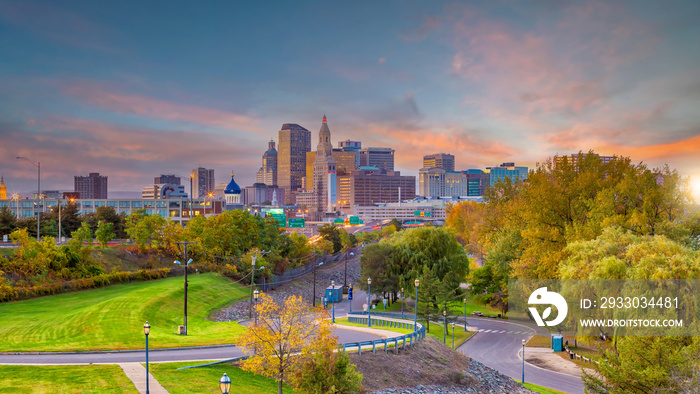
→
(95, 221, 115, 249)
(239, 294, 339, 394)
(0, 207, 16, 237)
(317, 223, 343, 253)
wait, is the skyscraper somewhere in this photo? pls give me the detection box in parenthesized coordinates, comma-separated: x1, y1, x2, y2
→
(339, 139, 361, 168)
(74, 173, 108, 199)
(278, 123, 311, 204)
(359, 147, 395, 172)
(423, 153, 455, 172)
(261, 139, 278, 185)
(191, 167, 215, 198)
(154, 174, 181, 185)
(312, 115, 337, 213)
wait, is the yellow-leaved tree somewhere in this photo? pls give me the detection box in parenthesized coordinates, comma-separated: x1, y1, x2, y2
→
(239, 294, 338, 394)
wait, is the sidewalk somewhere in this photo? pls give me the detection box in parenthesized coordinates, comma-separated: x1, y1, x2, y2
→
(118, 362, 169, 394)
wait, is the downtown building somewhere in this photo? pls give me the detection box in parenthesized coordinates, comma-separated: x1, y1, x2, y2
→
(74, 172, 108, 199)
(359, 147, 394, 172)
(336, 168, 415, 215)
(311, 115, 337, 215)
(277, 123, 311, 204)
(255, 139, 278, 186)
(191, 167, 215, 198)
(423, 153, 455, 172)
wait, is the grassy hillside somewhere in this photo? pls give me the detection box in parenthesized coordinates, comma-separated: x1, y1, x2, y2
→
(0, 273, 248, 351)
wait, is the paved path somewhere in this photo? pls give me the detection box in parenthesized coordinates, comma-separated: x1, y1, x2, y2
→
(118, 363, 169, 394)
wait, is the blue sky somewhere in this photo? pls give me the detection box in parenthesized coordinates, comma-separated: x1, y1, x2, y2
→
(1, 0, 699, 198)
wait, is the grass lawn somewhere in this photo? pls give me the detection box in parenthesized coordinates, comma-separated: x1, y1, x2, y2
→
(148, 361, 295, 394)
(379, 293, 501, 317)
(520, 381, 568, 394)
(0, 364, 138, 393)
(0, 273, 248, 351)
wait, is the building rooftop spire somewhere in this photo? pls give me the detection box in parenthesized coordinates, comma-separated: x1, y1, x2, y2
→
(322, 114, 327, 123)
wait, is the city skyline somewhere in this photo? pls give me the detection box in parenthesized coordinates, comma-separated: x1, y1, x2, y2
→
(1, 1, 699, 199)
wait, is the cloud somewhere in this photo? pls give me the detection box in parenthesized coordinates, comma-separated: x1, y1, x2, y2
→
(58, 82, 263, 132)
(0, 116, 262, 192)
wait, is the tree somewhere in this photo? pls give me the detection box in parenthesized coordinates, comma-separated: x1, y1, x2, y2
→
(125, 210, 167, 251)
(317, 224, 343, 253)
(95, 221, 115, 249)
(0, 207, 17, 237)
(389, 218, 403, 231)
(239, 294, 337, 394)
(85, 206, 127, 239)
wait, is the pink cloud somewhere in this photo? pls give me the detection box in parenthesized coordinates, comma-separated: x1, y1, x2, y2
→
(59, 83, 263, 132)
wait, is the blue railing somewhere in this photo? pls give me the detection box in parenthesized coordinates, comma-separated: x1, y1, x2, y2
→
(343, 312, 426, 355)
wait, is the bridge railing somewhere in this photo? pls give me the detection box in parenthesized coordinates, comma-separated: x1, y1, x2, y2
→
(342, 312, 426, 355)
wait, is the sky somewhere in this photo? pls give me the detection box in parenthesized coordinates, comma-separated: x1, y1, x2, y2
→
(1, 0, 699, 199)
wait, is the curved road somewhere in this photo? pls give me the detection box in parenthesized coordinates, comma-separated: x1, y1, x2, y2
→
(0, 327, 382, 365)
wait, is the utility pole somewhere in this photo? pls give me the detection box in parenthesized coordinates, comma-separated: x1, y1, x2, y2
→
(175, 241, 197, 335)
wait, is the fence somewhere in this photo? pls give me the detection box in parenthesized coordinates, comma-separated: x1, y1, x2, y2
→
(342, 312, 426, 355)
(260, 248, 353, 292)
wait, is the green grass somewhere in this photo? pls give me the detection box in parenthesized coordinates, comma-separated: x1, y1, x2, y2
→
(379, 294, 501, 317)
(334, 317, 475, 348)
(0, 364, 138, 393)
(520, 381, 568, 394)
(0, 273, 248, 351)
(148, 361, 296, 394)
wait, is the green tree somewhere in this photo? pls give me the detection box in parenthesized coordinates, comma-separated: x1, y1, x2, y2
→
(69, 222, 93, 263)
(125, 210, 167, 251)
(0, 207, 17, 237)
(317, 224, 343, 253)
(95, 221, 115, 249)
(289, 335, 363, 393)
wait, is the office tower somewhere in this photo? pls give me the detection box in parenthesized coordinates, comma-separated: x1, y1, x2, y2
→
(423, 153, 455, 172)
(191, 167, 215, 198)
(278, 123, 311, 204)
(359, 147, 395, 172)
(0, 176, 6, 200)
(154, 175, 181, 185)
(485, 163, 528, 185)
(312, 115, 337, 213)
(336, 168, 415, 210)
(418, 167, 446, 197)
(74, 172, 108, 199)
(464, 169, 490, 196)
(255, 139, 278, 186)
(339, 140, 361, 168)
(305, 149, 356, 190)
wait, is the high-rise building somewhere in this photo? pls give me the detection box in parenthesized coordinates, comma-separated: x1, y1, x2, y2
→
(0, 176, 6, 200)
(305, 149, 356, 190)
(554, 153, 615, 169)
(359, 147, 395, 172)
(464, 169, 490, 196)
(339, 140, 361, 168)
(423, 153, 455, 172)
(418, 167, 446, 197)
(74, 173, 108, 199)
(154, 175, 181, 185)
(191, 167, 215, 198)
(278, 123, 311, 204)
(485, 163, 528, 185)
(312, 115, 337, 213)
(257, 139, 278, 186)
(336, 168, 415, 214)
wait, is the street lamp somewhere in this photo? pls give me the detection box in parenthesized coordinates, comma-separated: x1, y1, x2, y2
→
(174, 258, 193, 335)
(414, 279, 420, 332)
(451, 322, 455, 349)
(343, 251, 354, 288)
(331, 280, 336, 323)
(249, 250, 270, 318)
(312, 261, 324, 307)
(367, 277, 372, 327)
(16, 156, 40, 240)
(443, 310, 447, 344)
(143, 321, 151, 394)
(207, 192, 213, 215)
(522, 339, 526, 383)
(463, 298, 467, 331)
(349, 284, 353, 313)
(189, 173, 194, 219)
(219, 373, 231, 394)
(401, 287, 404, 319)
(253, 289, 260, 325)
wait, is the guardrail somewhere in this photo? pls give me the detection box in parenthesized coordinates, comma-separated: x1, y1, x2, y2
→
(343, 312, 425, 355)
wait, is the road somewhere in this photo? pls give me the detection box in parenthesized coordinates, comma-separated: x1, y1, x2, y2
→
(0, 327, 382, 365)
(459, 318, 584, 394)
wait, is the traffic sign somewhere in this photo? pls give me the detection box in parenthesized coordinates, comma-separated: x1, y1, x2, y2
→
(349, 216, 360, 225)
(288, 218, 305, 228)
(333, 218, 344, 224)
(270, 213, 286, 228)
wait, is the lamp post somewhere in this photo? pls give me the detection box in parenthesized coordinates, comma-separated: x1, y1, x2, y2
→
(143, 321, 150, 394)
(207, 192, 213, 216)
(331, 280, 336, 323)
(414, 279, 420, 332)
(249, 250, 270, 318)
(451, 322, 455, 349)
(367, 277, 372, 327)
(219, 373, 231, 394)
(463, 298, 467, 331)
(401, 287, 404, 319)
(312, 261, 324, 307)
(189, 173, 194, 219)
(12, 194, 19, 220)
(343, 250, 354, 288)
(174, 257, 193, 335)
(253, 289, 260, 324)
(349, 284, 352, 313)
(522, 339, 526, 383)
(16, 156, 40, 240)
(443, 310, 447, 344)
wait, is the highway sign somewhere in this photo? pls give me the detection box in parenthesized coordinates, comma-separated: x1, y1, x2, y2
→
(288, 218, 305, 228)
(349, 216, 360, 225)
(270, 213, 286, 228)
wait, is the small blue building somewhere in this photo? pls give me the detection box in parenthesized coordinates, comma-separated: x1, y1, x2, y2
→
(325, 285, 343, 303)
